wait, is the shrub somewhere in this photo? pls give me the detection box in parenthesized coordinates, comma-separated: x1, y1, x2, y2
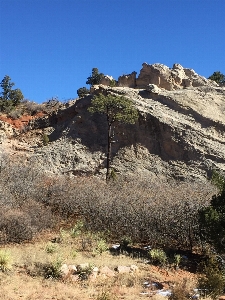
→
(95, 239, 108, 255)
(22, 100, 43, 115)
(174, 254, 182, 268)
(169, 279, 191, 300)
(197, 254, 225, 300)
(42, 133, 49, 146)
(77, 263, 94, 280)
(109, 79, 117, 87)
(8, 108, 23, 119)
(0, 156, 215, 250)
(43, 258, 62, 279)
(77, 87, 90, 98)
(0, 211, 33, 243)
(0, 250, 12, 272)
(96, 290, 114, 300)
(121, 236, 132, 247)
(149, 249, 167, 266)
(45, 242, 58, 254)
(70, 220, 84, 238)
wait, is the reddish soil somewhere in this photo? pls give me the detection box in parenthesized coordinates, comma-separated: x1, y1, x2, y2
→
(0, 112, 45, 130)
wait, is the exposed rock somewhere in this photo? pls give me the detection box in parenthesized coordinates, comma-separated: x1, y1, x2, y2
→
(1, 63, 225, 182)
(130, 265, 139, 272)
(99, 266, 115, 277)
(99, 75, 115, 86)
(60, 264, 78, 280)
(116, 265, 131, 273)
(76, 263, 90, 272)
(146, 84, 161, 94)
(118, 71, 137, 88)
(0, 120, 19, 138)
(136, 63, 218, 90)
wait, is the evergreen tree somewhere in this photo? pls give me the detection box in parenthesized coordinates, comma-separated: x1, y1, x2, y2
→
(88, 93, 138, 181)
(208, 71, 225, 85)
(77, 87, 90, 98)
(0, 75, 23, 111)
(199, 172, 225, 252)
(86, 68, 104, 86)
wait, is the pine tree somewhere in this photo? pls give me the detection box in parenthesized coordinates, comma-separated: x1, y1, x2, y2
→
(0, 75, 23, 111)
(88, 93, 138, 181)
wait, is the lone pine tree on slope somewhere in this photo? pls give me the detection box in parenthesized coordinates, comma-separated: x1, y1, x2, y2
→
(88, 93, 138, 181)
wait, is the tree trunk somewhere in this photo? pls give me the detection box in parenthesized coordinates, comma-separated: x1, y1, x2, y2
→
(106, 120, 112, 182)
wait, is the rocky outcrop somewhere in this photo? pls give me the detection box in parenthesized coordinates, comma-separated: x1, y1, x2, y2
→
(136, 63, 218, 90)
(99, 75, 115, 86)
(118, 71, 137, 88)
(98, 63, 218, 92)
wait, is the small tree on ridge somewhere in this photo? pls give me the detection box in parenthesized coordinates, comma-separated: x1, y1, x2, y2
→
(0, 75, 23, 111)
(86, 68, 104, 86)
(208, 71, 225, 85)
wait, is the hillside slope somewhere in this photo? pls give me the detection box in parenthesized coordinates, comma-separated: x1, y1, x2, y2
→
(1, 63, 225, 181)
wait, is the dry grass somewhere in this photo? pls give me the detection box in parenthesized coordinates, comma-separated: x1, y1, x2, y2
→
(0, 160, 218, 299)
(0, 228, 205, 300)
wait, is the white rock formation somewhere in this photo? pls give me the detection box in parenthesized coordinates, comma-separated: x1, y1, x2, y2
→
(136, 63, 218, 90)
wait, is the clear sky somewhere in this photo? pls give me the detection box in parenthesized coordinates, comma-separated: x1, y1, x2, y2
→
(0, 0, 225, 103)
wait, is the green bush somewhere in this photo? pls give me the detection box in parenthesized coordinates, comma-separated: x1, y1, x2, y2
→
(149, 249, 167, 266)
(199, 171, 225, 252)
(42, 133, 49, 146)
(109, 79, 117, 87)
(77, 263, 94, 280)
(121, 236, 132, 247)
(43, 258, 62, 279)
(77, 87, 90, 98)
(0, 250, 12, 272)
(197, 254, 225, 300)
(174, 254, 182, 268)
(45, 242, 58, 254)
(70, 220, 84, 238)
(95, 239, 108, 255)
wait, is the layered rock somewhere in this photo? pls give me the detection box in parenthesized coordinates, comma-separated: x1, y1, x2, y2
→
(118, 71, 137, 88)
(1, 63, 225, 182)
(99, 75, 115, 86)
(136, 63, 218, 90)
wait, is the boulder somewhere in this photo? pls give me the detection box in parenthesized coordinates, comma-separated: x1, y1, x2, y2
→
(99, 266, 115, 277)
(116, 265, 131, 274)
(146, 84, 161, 94)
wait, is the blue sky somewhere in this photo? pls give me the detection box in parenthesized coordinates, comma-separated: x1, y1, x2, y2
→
(0, 0, 225, 103)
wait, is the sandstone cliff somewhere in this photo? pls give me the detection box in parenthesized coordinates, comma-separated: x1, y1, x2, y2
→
(1, 63, 225, 182)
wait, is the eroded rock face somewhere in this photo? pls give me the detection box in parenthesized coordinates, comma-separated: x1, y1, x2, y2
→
(99, 75, 115, 86)
(136, 63, 218, 90)
(1, 64, 225, 182)
(118, 71, 137, 88)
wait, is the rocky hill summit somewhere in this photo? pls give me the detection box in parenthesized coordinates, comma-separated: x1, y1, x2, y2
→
(1, 63, 225, 182)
